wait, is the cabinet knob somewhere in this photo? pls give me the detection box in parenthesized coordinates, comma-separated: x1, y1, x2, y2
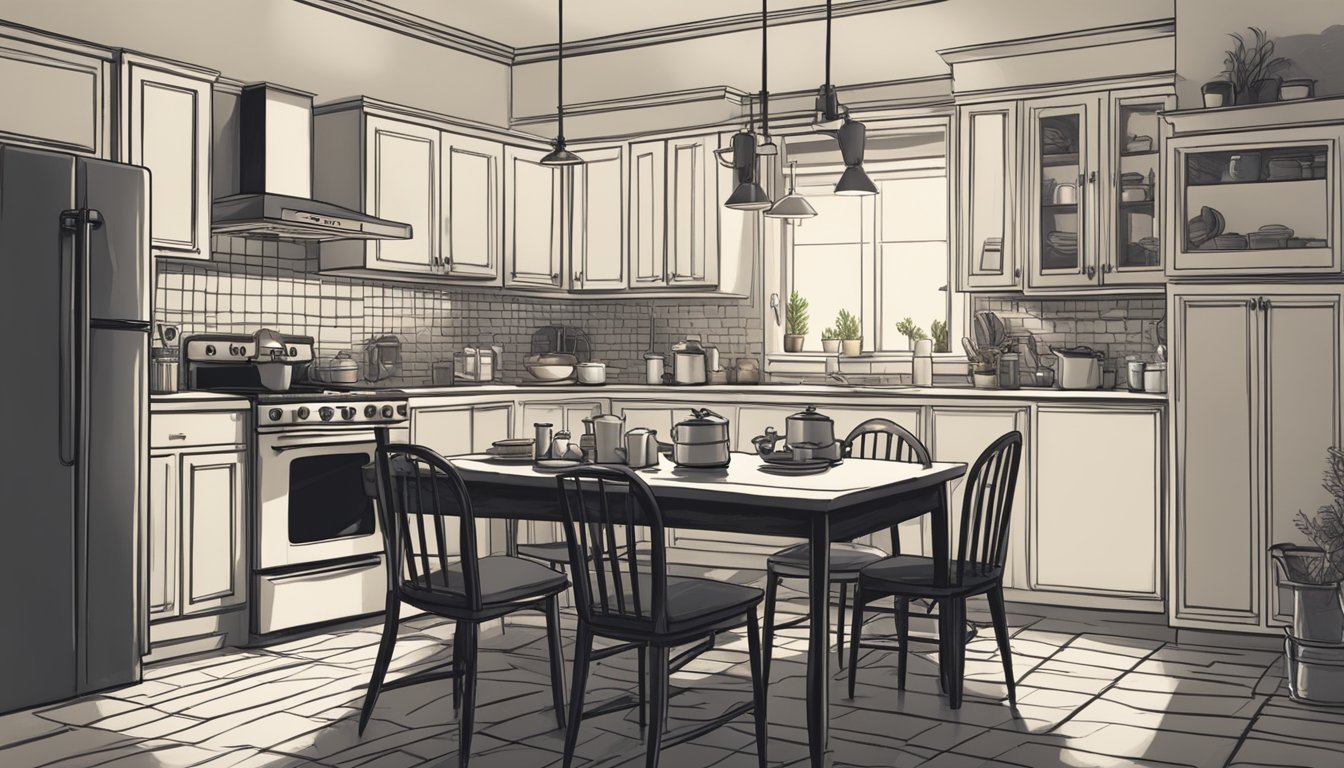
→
(1260, 297, 1271, 311)
(1248, 299, 1258, 310)
(1088, 170, 1097, 184)
(1086, 265, 1097, 279)
(1103, 263, 1113, 274)
(574, 271, 582, 283)
(551, 272, 560, 283)
(1013, 267, 1021, 278)
(168, 432, 186, 440)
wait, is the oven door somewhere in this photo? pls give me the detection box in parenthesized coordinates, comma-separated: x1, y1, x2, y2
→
(256, 428, 385, 569)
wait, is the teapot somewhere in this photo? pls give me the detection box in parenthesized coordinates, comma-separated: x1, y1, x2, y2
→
(752, 405, 841, 461)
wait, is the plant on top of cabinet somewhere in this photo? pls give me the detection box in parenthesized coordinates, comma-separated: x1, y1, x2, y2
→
(1223, 27, 1289, 106)
(784, 290, 808, 352)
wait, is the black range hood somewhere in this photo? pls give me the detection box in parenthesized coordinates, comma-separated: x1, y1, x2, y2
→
(212, 83, 411, 242)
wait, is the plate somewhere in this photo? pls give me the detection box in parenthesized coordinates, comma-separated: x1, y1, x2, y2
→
(761, 452, 840, 467)
(534, 459, 583, 472)
(492, 438, 534, 449)
(485, 448, 535, 462)
(759, 460, 833, 476)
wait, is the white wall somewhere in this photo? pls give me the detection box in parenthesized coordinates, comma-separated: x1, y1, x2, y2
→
(0, 0, 511, 125)
(1175, 0, 1344, 108)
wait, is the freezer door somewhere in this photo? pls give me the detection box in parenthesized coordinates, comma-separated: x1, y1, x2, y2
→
(0, 144, 79, 713)
(79, 157, 150, 323)
(83, 326, 146, 692)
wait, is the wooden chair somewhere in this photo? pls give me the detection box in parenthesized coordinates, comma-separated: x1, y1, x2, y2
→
(554, 465, 768, 768)
(762, 419, 931, 682)
(361, 442, 570, 768)
(846, 430, 1024, 709)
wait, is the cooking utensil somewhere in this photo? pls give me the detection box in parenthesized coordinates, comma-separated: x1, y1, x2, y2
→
(1052, 346, 1103, 389)
(962, 336, 981, 363)
(670, 408, 731, 468)
(625, 427, 655, 469)
(311, 350, 360, 384)
(363, 335, 401, 382)
(671, 337, 709, 385)
(576, 361, 606, 385)
(591, 413, 626, 464)
(524, 352, 577, 382)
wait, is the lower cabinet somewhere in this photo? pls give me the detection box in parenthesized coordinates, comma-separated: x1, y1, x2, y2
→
(1032, 406, 1163, 604)
(409, 402, 514, 555)
(147, 407, 248, 663)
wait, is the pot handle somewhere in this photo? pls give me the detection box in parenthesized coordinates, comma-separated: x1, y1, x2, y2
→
(670, 425, 679, 443)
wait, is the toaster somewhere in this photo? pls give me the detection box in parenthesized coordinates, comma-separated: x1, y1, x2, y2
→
(1053, 346, 1103, 389)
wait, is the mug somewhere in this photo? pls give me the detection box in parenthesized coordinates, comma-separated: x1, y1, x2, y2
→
(1053, 183, 1077, 205)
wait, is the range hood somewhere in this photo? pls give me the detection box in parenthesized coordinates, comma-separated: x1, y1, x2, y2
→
(212, 83, 411, 242)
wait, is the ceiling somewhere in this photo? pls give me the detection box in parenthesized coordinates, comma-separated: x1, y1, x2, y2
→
(377, 0, 838, 49)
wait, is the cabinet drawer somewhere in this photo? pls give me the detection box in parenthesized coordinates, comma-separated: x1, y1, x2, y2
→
(255, 556, 385, 634)
(151, 411, 246, 448)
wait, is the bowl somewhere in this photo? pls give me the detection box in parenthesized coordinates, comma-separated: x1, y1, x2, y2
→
(524, 353, 577, 382)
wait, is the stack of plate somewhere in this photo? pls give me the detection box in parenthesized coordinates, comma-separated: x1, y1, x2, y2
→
(1248, 224, 1293, 249)
(487, 438, 535, 462)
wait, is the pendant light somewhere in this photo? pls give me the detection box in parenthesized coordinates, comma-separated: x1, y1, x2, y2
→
(766, 161, 817, 220)
(540, 0, 582, 166)
(725, 0, 774, 210)
(813, 0, 876, 196)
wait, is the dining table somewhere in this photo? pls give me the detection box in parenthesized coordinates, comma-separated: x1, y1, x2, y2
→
(450, 451, 967, 768)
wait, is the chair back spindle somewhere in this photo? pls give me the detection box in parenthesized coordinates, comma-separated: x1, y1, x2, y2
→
(842, 418, 932, 467)
(954, 431, 1023, 585)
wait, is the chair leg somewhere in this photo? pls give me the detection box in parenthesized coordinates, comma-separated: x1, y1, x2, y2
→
(895, 598, 910, 692)
(946, 599, 967, 710)
(836, 581, 848, 671)
(562, 624, 594, 768)
(645, 645, 671, 768)
(746, 608, 769, 768)
(357, 595, 401, 737)
(638, 646, 647, 730)
(936, 600, 950, 696)
(846, 583, 865, 699)
(544, 597, 567, 730)
(761, 571, 779, 686)
(987, 585, 1017, 706)
(452, 620, 463, 711)
(458, 622, 480, 768)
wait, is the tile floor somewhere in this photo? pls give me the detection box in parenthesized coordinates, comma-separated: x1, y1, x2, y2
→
(2, 571, 1341, 768)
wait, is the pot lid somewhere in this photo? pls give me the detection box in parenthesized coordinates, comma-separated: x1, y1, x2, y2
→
(672, 338, 705, 353)
(680, 408, 728, 426)
(325, 350, 358, 369)
(1052, 345, 1101, 358)
(788, 405, 832, 423)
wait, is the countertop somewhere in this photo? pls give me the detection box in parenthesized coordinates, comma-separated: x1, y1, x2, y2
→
(392, 382, 1167, 403)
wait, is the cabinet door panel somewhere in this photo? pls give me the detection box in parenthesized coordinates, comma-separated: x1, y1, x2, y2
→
(442, 134, 501, 279)
(148, 454, 178, 619)
(1265, 295, 1343, 624)
(520, 403, 565, 441)
(959, 103, 1019, 290)
(0, 38, 108, 156)
(181, 451, 245, 613)
(369, 118, 438, 270)
(629, 141, 666, 286)
(1104, 91, 1172, 285)
(573, 147, 626, 289)
(1034, 408, 1161, 597)
(930, 407, 1028, 587)
(505, 147, 563, 287)
(1025, 95, 1102, 290)
(412, 407, 472, 457)
(667, 135, 718, 286)
(1174, 297, 1260, 624)
(472, 405, 513, 453)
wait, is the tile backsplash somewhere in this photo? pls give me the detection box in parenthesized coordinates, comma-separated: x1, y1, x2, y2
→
(972, 295, 1167, 365)
(155, 236, 763, 385)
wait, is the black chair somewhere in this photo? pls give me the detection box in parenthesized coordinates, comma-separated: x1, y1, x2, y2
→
(846, 431, 1024, 710)
(762, 419, 932, 682)
(361, 443, 570, 768)
(555, 466, 768, 768)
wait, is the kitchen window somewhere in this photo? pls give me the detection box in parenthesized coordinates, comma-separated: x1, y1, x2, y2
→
(784, 124, 962, 353)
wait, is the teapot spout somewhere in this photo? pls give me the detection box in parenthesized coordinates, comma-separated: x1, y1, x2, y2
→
(751, 426, 781, 457)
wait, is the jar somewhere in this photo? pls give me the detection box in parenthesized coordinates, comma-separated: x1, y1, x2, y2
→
(997, 352, 1020, 390)
(533, 422, 553, 460)
(912, 339, 933, 387)
(644, 353, 665, 385)
(150, 347, 179, 394)
(1143, 362, 1167, 394)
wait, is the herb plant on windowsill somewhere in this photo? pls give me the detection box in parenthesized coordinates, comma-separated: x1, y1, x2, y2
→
(833, 309, 862, 357)
(784, 290, 808, 353)
(820, 327, 840, 354)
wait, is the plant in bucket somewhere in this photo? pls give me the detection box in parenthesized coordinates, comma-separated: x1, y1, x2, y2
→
(784, 290, 809, 352)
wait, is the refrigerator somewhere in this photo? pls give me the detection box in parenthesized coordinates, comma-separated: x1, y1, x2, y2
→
(0, 145, 149, 713)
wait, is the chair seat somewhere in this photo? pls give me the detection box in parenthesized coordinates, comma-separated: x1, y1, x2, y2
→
(588, 572, 763, 637)
(517, 541, 573, 566)
(858, 554, 1000, 598)
(403, 555, 569, 610)
(768, 542, 888, 578)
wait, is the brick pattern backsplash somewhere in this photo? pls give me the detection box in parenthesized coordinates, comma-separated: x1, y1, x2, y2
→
(154, 236, 764, 385)
(971, 295, 1167, 366)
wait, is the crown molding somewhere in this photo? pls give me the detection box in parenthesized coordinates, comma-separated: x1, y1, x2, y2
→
(294, 0, 515, 64)
(937, 17, 1174, 65)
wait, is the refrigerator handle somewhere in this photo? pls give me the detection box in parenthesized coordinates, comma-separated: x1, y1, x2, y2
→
(58, 208, 102, 467)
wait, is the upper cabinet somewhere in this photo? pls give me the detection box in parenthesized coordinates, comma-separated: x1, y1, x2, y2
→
(441, 132, 503, 280)
(1164, 100, 1344, 277)
(0, 24, 114, 158)
(958, 101, 1021, 291)
(120, 53, 218, 260)
(1107, 91, 1170, 285)
(503, 145, 565, 289)
(568, 144, 627, 291)
(627, 133, 720, 290)
(366, 116, 440, 273)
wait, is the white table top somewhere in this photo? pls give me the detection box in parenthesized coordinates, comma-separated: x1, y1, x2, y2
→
(451, 452, 966, 513)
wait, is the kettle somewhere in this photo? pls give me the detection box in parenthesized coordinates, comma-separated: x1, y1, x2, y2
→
(752, 405, 841, 461)
(671, 337, 709, 385)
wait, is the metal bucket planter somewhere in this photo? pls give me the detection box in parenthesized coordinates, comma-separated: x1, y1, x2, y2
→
(1271, 544, 1344, 643)
(1285, 635, 1344, 706)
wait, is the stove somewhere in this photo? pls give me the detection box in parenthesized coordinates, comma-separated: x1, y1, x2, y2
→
(180, 330, 405, 640)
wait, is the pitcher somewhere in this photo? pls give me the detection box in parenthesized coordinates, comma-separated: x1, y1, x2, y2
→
(591, 413, 626, 464)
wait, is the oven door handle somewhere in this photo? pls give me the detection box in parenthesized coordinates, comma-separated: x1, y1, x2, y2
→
(263, 556, 383, 583)
(270, 438, 376, 454)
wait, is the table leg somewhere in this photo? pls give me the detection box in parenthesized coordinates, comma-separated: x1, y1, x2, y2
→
(931, 485, 950, 587)
(806, 514, 830, 767)
(505, 518, 519, 558)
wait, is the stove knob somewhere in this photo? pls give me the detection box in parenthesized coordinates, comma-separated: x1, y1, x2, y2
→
(296, 406, 310, 420)
(268, 408, 284, 422)
(364, 404, 378, 418)
(341, 406, 357, 421)
(319, 406, 335, 422)
(396, 404, 408, 417)
(381, 405, 394, 419)
(205, 344, 217, 356)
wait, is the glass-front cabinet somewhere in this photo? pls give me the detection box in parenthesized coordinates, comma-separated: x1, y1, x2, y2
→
(1025, 95, 1102, 289)
(1166, 123, 1341, 276)
(958, 101, 1020, 290)
(1108, 92, 1173, 285)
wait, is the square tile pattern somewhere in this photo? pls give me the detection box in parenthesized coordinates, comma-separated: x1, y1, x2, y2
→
(1, 559, 1324, 768)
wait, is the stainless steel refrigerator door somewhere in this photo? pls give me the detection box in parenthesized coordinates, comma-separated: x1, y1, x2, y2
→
(79, 157, 150, 323)
(0, 145, 79, 713)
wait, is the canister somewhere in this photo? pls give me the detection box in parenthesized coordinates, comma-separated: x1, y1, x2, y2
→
(150, 346, 179, 394)
(1126, 359, 1146, 392)
(625, 427, 653, 469)
(644, 353, 665, 385)
(533, 422, 553, 460)
(1143, 362, 1167, 394)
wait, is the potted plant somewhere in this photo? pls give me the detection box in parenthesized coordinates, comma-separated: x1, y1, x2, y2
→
(1223, 27, 1289, 105)
(784, 290, 808, 353)
(1273, 446, 1344, 704)
(833, 309, 862, 357)
(820, 327, 840, 354)
(930, 318, 950, 353)
(894, 317, 927, 351)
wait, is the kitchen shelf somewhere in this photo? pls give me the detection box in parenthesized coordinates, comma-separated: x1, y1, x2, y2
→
(1187, 176, 1327, 188)
(1040, 202, 1079, 211)
(1040, 152, 1079, 167)
(1119, 199, 1155, 208)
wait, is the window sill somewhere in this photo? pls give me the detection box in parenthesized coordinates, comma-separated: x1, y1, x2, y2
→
(766, 352, 971, 375)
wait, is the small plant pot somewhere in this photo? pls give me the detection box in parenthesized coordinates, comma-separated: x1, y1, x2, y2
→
(840, 339, 863, 357)
(783, 334, 805, 353)
(821, 338, 841, 354)
(1202, 80, 1235, 108)
(1280, 77, 1316, 100)
(1249, 77, 1283, 104)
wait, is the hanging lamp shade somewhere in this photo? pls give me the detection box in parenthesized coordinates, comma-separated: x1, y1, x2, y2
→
(726, 180, 773, 210)
(540, 0, 582, 167)
(834, 118, 876, 196)
(766, 161, 817, 220)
